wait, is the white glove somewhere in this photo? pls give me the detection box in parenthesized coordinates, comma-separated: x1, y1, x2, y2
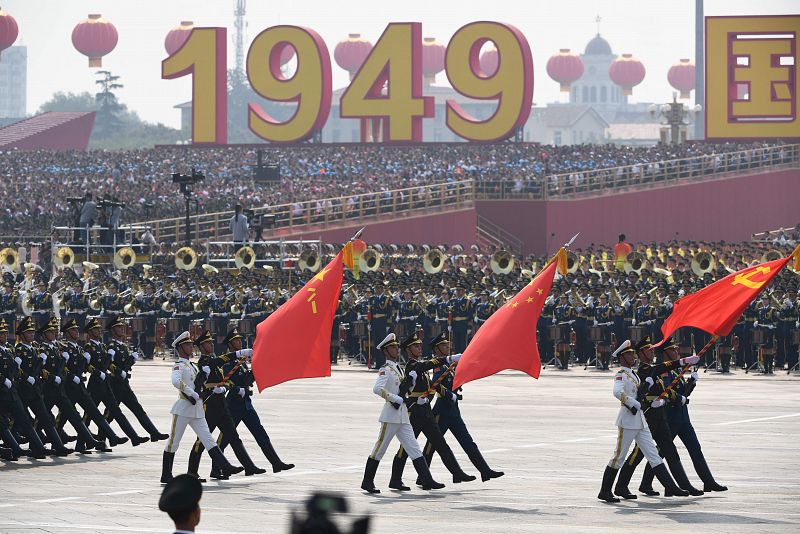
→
(593, 320, 599, 326)
(72, 376, 80, 384)
(26, 376, 35, 385)
(54, 376, 61, 385)
(416, 396, 429, 405)
(632, 318, 637, 326)
(131, 352, 139, 360)
(202, 365, 211, 375)
(3, 378, 10, 389)
(651, 398, 666, 408)
(38, 353, 47, 362)
(213, 386, 226, 394)
(449, 353, 462, 363)
(108, 349, 116, 360)
(236, 349, 253, 358)
(99, 371, 106, 380)
(120, 371, 127, 379)
(551, 317, 557, 324)
(680, 354, 700, 366)
(796, 320, 799, 328)
(62, 351, 70, 362)
(408, 370, 418, 383)
(629, 399, 642, 410)
(680, 395, 687, 405)
(13, 356, 21, 366)
(450, 392, 458, 402)
(388, 393, 404, 404)
(645, 377, 654, 388)
(83, 352, 91, 363)
(190, 390, 200, 401)
(753, 321, 759, 328)
(690, 371, 699, 381)
(238, 387, 246, 398)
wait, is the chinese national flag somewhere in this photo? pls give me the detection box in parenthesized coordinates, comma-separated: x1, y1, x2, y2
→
(453, 250, 564, 389)
(252, 252, 344, 390)
(656, 255, 794, 345)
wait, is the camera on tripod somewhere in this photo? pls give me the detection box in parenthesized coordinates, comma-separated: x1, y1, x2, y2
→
(172, 169, 205, 195)
(290, 492, 369, 534)
(98, 197, 125, 209)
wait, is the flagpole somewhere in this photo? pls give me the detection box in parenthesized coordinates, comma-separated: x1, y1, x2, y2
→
(644, 335, 717, 414)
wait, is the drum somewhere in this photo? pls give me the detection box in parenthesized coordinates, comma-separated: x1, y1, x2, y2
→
(628, 326, 645, 344)
(166, 318, 182, 333)
(548, 325, 564, 342)
(352, 320, 366, 337)
(239, 319, 255, 335)
(338, 324, 349, 347)
(589, 326, 604, 342)
(751, 328, 766, 345)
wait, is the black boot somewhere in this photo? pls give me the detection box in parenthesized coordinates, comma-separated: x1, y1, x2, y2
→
(140, 414, 169, 441)
(262, 438, 294, 472)
(44, 426, 73, 456)
(113, 410, 149, 446)
(466, 448, 504, 482)
(208, 445, 244, 477)
(694, 455, 727, 492)
(413, 456, 445, 490)
(230, 438, 266, 476)
(598, 466, 621, 503)
(638, 462, 659, 496)
(439, 445, 476, 483)
(653, 463, 689, 497)
(187, 441, 204, 479)
(361, 457, 381, 494)
(665, 456, 704, 496)
(1, 429, 24, 459)
(388, 455, 410, 491)
(160, 451, 175, 484)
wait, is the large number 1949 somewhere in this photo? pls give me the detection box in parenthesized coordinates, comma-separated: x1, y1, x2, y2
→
(162, 22, 534, 144)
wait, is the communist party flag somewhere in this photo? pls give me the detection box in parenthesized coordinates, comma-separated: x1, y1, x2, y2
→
(656, 247, 800, 345)
(252, 250, 346, 390)
(453, 248, 567, 389)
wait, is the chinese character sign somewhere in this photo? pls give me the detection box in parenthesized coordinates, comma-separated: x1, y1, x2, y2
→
(706, 16, 800, 140)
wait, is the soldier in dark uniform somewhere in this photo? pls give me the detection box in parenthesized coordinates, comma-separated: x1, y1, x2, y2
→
(592, 293, 614, 370)
(554, 293, 577, 369)
(397, 288, 422, 343)
(741, 300, 758, 369)
(369, 284, 393, 368)
(14, 316, 73, 455)
(186, 329, 265, 481)
(434, 288, 451, 353)
(420, 333, 504, 481)
(450, 284, 473, 353)
(208, 285, 231, 355)
(539, 294, 555, 366)
(572, 285, 591, 364)
(634, 294, 658, 344)
(59, 318, 128, 449)
(136, 282, 160, 359)
(754, 294, 778, 374)
(37, 317, 107, 453)
(389, 332, 475, 491)
(244, 287, 269, 321)
(101, 282, 125, 320)
(473, 290, 494, 333)
(784, 288, 799, 372)
(30, 280, 53, 330)
(173, 284, 194, 342)
(106, 317, 169, 441)
(215, 329, 294, 478)
(777, 290, 795, 370)
(0, 281, 18, 334)
(65, 280, 90, 332)
(82, 318, 149, 448)
(613, 337, 702, 498)
(331, 298, 345, 364)
(637, 339, 728, 493)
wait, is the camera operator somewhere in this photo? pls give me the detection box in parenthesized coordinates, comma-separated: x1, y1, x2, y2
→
(230, 204, 249, 253)
(78, 193, 96, 245)
(109, 196, 123, 244)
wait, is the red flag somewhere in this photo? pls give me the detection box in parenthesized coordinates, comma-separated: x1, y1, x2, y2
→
(453, 250, 563, 389)
(656, 255, 792, 345)
(252, 252, 344, 390)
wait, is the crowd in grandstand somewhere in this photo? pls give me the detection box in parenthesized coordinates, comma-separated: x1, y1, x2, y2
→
(0, 141, 793, 236)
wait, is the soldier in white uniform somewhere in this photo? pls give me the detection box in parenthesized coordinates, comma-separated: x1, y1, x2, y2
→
(598, 340, 687, 502)
(160, 331, 243, 484)
(360, 333, 445, 494)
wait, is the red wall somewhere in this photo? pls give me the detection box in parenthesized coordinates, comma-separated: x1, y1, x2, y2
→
(477, 168, 800, 255)
(280, 208, 478, 246)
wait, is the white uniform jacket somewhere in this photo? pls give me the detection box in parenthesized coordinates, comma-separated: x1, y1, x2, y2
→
(170, 358, 204, 418)
(373, 360, 410, 425)
(613, 366, 646, 430)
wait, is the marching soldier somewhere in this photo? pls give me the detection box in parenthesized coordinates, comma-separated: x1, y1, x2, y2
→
(186, 329, 265, 481)
(105, 317, 169, 441)
(161, 331, 244, 484)
(450, 284, 473, 353)
(390, 332, 475, 491)
(216, 329, 294, 477)
(421, 333, 504, 482)
(637, 339, 728, 493)
(598, 340, 688, 502)
(360, 333, 444, 494)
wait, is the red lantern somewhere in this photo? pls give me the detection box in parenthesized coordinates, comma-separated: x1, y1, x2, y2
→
(334, 33, 373, 80)
(609, 53, 645, 96)
(546, 49, 584, 92)
(668, 58, 695, 99)
(0, 8, 19, 61)
(479, 45, 498, 77)
(72, 14, 118, 68)
(164, 21, 194, 56)
(422, 37, 445, 85)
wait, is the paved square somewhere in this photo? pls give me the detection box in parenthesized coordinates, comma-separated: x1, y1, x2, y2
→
(1, 360, 799, 533)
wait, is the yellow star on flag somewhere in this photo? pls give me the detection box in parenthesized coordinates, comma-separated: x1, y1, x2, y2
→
(536, 288, 543, 295)
(311, 266, 331, 284)
(512, 302, 519, 308)
(526, 297, 534, 303)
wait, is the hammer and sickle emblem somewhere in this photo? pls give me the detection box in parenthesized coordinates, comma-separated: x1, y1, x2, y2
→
(731, 266, 771, 289)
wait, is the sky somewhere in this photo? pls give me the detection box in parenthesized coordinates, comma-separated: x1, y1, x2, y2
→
(3, 0, 798, 129)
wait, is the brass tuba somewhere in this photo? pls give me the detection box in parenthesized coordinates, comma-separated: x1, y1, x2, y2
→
(624, 252, 646, 275)
(359, 248, 381, 272)
(423, 249, 446, 274)
(566, 251, 579, 274)
(490, 250, 515, 275)
(691, 251, 716, 277)
(299, 248, 321, 273)
(113, 247, 136, 270)
(175, 247, 198, 270)
(234, 246, 256, 270)
(761, 249, 783, 263)
(0, 247, 18, 272)
(54, 247, 74, 270)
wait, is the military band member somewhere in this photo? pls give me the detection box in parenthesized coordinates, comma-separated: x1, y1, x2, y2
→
(754, 294, 778, 374)
(161, 331, 244, 484)
(244, 287, 269, 322)
(396, 288, 422, 342)
(777, 290, 796, 370)
(634, 294, 658, 343)
(554, 293, 577, 369)
(30, 280, 53, 329)
(360, 333, 444, 494)
(136, 282, 160, 359)
(368, 284, 393, 368)
(450, 284, 473, 353)
(1, 281, 17, 333)
(742, 300, 758, 369)
(474, 290, 494, 332)
(637, 339, 728, 493)
(216, 329, 294, 477)
(101, 283, 125, 318)
(592, 293, 614, 370)
(106, 317, 169, 441)
(598, 340, 688, 502)
(208, 285, 231, 354)
(421, 333, 503, 481)
(65, 280, 89, 331)
(14, 317, 73, 456)
(186, 329, 264, 481)
(390, 332, 475, 490)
